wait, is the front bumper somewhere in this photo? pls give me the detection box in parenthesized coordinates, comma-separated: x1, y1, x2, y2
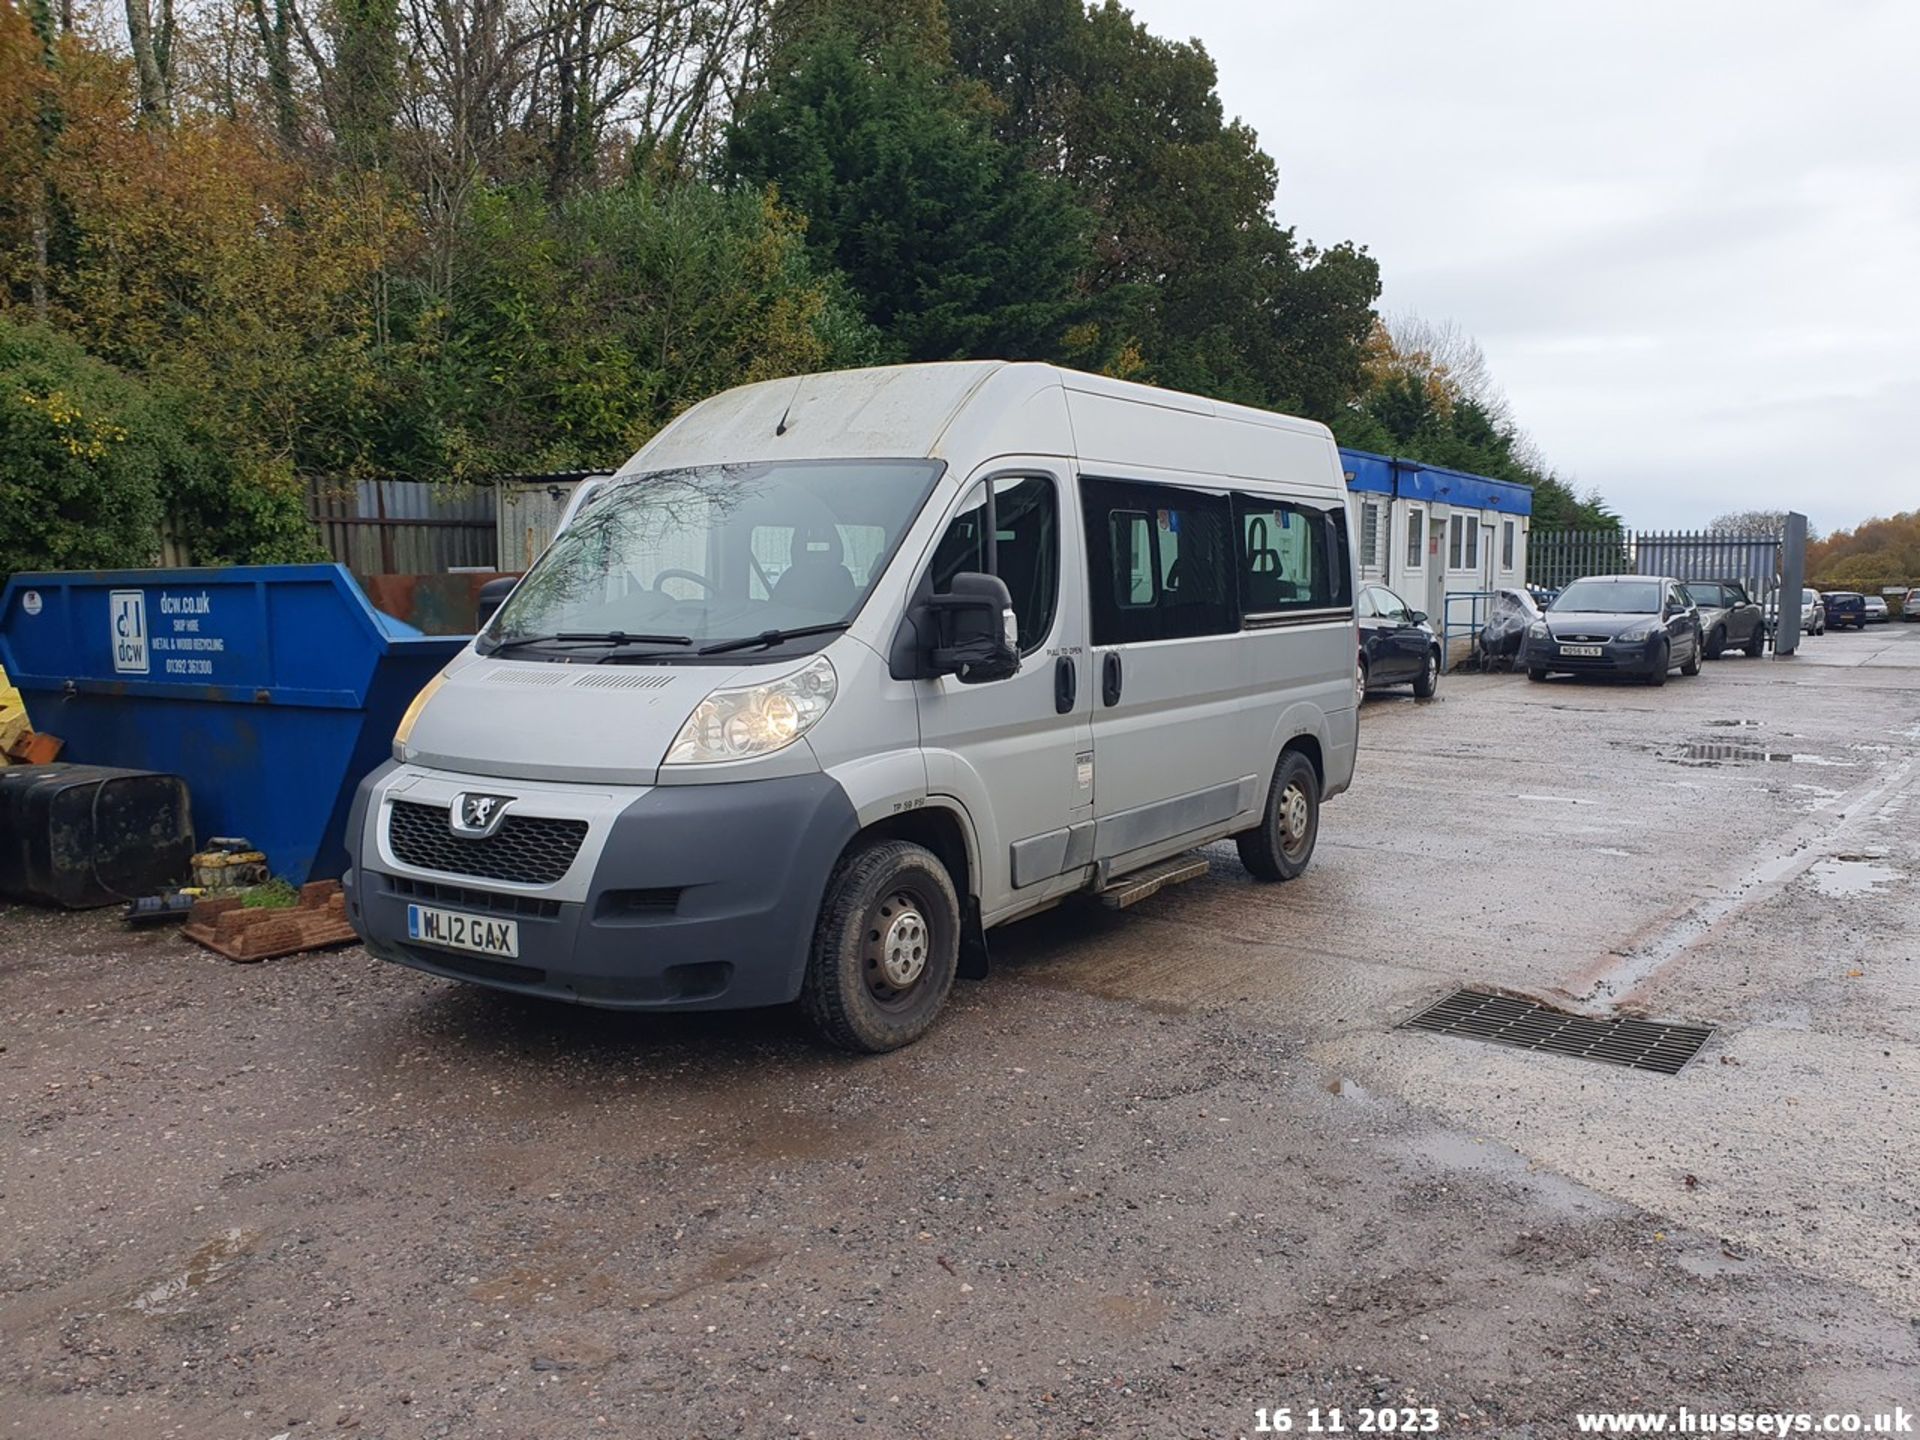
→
(344, 765, 859, 1011)
(1521, 635, 1664, 676)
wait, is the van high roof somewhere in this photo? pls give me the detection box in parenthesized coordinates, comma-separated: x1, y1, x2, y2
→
(628, 362, 1345, 499)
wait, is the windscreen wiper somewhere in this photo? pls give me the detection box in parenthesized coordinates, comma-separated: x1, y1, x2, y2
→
(484, 630, 693, 654)
(696, 622, 851, 656)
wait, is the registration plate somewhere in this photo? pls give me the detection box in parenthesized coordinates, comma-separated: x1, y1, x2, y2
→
(406, 904, 519, 958)
(1559, 644, 1603, 657)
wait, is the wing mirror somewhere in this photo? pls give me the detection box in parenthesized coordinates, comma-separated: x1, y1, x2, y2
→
(1409, 610, 1428, 626)
(926, 572, 1020, 684)
(475, 576, 518, 631)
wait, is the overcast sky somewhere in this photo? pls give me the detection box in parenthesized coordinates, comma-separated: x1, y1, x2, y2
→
(1121, 0, 1920, 533)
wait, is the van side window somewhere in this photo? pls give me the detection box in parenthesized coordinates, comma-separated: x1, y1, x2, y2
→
(928, 475, 1059, 655)
(1082, 478, 1237, 645)
(1236, 495, 1343, 615)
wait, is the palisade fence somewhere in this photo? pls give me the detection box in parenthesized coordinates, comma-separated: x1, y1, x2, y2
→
(1528, 527, 1785, 597)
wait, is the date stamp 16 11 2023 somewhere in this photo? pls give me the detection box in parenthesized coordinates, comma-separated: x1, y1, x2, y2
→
(1253, 1406, 1441, 1434)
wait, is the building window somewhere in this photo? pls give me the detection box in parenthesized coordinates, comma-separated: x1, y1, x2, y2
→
(1083, 478, 1237, 644)
(1406, 506, 1424, 568)
(1502, 519, 1516, 571)
(1359, 501, 1380, 571)
(1449, 514, 1482, 571)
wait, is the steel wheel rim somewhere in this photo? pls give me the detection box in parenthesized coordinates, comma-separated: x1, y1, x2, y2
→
(864, 890, 931, 1005)
(1279, 781, 1312, 858)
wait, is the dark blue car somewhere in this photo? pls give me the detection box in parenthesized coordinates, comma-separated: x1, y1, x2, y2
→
(1821, 591, 1867, 630)
(1521, 574, 1704, 687)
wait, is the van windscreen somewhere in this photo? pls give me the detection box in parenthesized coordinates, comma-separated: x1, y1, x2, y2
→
(483, 460, 944, 657)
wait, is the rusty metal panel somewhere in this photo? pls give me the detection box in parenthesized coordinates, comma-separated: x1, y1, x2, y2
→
(306, 479, 500, 575)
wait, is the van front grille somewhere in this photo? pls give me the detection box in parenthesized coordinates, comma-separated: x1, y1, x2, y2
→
(387, 801, 587, 886)
(386, 874, 564, 919)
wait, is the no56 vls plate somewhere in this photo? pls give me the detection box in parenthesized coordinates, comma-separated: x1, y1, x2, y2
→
(406, 904, 519, 958)
(1559, 644, 1603, 657)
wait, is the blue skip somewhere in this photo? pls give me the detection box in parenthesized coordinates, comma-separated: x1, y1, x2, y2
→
(0, 564, 465, 885)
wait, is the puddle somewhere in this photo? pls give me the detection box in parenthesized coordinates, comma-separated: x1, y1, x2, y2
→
(1808, 856, 1896, 898)
(1385, 1131, 1627, 1220)
(1669, 743, 1856, 767)
(1704, 719, 1760, 728)
(130, 1229, 260, 1314)
(1514, 793, 1597, 805)
(1675, 1247, 1749, 1280)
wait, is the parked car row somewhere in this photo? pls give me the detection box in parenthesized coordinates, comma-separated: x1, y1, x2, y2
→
(1357, 571, 1882, 699)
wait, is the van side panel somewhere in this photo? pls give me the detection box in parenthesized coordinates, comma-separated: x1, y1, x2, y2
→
(1063, 389, 1343, 497)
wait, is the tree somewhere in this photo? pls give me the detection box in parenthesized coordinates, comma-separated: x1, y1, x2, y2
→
(0, 318, 314, 579)
(1806, 511, 1919, 588)
(1710, 509, 1796, 539)
(946, 0, 1379, 416)
(425, 178, 879, 472)
(1340, 312, 1618, 531)
(723, 33, 1095, 362)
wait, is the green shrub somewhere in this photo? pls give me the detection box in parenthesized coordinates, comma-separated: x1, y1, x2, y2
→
(0, 317, 319, 582)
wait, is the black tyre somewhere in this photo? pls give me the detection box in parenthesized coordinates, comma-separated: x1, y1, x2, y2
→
(1412, 647, 1440, 699)
(1356, 654, 1370, 702)
(1527, 667, 1549, 682)
(1744, 625, 1765, 657)
(800, 839, 960, 1053)
(1704, 625, 1726, 660)
(1681, 641, 1701, 677)
(1236, 750, 1321, 882)
(1644, 641, 1669, 687)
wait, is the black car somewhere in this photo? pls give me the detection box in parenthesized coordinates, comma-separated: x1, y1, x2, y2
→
(1357, 584, 1439, 698)
(1821, 591, 1867, 629)
(1520, 574, 1703, 686)
(1686, 579, 1766, 659)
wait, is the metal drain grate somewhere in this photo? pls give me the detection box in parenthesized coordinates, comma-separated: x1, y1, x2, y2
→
(1401, 989, 1713, 1075)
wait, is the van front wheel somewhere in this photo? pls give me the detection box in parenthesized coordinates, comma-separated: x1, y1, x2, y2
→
(801, 839, 960, 1053)
(1236, 750, 1321, 882)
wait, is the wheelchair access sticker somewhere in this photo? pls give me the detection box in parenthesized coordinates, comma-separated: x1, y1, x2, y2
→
(111, 590, 150, 674)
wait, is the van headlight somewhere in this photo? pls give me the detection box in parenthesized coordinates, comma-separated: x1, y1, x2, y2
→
(665, 656, 837, 765)
(392, 671, 448, 762)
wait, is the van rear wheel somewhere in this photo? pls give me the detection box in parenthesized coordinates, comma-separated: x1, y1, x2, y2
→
(801, 839, 960, 1053)
(1236, 750, 1320, 882)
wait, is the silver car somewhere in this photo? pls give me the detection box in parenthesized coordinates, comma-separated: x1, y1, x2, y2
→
(1765, 587, 1824, 638)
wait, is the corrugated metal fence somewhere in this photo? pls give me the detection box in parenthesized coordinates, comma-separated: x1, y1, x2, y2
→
(307, 479, 498, 573)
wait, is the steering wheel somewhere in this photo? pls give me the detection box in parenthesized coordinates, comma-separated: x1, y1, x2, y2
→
(653, 568, 716, 597)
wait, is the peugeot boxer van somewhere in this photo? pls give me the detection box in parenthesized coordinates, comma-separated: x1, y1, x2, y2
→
(344, 362, 1360, 1050)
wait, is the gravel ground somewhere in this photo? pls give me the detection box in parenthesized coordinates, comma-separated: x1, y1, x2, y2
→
(3, 627, 1917, 1438)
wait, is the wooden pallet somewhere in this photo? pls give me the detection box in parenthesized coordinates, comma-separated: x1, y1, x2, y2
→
(182, 881, 358, 963)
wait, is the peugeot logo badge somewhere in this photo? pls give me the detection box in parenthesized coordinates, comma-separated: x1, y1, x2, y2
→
(449, 792, 513, 839)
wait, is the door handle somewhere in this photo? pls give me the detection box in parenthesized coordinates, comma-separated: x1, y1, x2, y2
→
(1054, 655, 1076, 714)
(1102, 651, 1123, 707)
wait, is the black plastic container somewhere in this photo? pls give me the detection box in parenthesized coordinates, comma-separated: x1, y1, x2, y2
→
(0, 764, 194, 908)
